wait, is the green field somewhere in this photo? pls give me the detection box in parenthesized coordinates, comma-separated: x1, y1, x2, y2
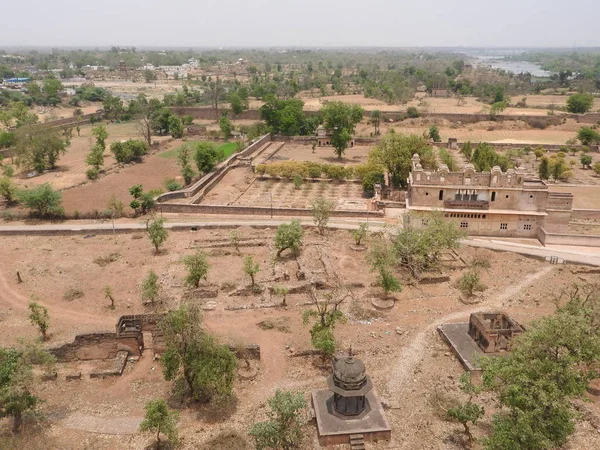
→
(159, 141, 238, 160)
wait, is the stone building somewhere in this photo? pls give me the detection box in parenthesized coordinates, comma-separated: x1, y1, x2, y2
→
(406, 154, 573, 238)
(315, 125, 355, 148)
(312, 350, 390, 446)
(468, 312, 524, 353)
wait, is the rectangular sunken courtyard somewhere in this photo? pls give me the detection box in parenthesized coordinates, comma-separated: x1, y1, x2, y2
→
(204, 177, 368, 211)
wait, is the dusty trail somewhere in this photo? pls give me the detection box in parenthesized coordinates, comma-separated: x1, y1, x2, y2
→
(386, 264, 555, 397)
(0, 269, 112, 328)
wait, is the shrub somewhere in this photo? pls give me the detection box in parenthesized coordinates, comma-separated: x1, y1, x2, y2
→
(529, 119, 548, 130)
(458, 270, 485, 297)
(18, 183, 64, 217)
(566, 93, 594, 114)
(111, 139, 149, 164)
(165, 179, 183, 191)
(181, 115, 194, 126)
(86, 167, 99, 180)
(274, 220, 304, 257)
(293, 174, 303, 189)
(407, 106, 419, 118)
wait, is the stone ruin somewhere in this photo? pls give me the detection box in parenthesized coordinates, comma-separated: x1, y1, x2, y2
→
(468, 312, 524, 353)
(438, 311, 525, 371)
(48, 313, 261, 379)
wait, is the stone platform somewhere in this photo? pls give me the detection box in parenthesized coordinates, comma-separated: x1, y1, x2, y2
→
(438, 322, 485, 371)
(312, 388, 391, 446)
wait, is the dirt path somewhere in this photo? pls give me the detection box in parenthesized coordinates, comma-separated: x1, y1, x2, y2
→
(386, 264, 555, 398)
(0, 269, 111, 328)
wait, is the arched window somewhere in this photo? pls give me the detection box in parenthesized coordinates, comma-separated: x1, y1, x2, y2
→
(491, 191, 496, 202)
(438, 190, 444, 201)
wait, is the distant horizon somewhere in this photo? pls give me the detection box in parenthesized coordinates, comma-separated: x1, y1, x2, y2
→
(2, 45, 600, 53)
(2, 0, 599, 49)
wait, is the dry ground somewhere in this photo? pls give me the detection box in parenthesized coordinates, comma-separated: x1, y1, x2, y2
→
(1, 228, 600, 449)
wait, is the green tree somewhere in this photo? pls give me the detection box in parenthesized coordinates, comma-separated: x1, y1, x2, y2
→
(139, 399, 179, 448)
(321, 101, 364, 158)
(18, 183, 63, 217)
(194, 142, 219, 174)
(576, 127, 600, 145)
(458, 270, 485, 297)
(460, 141, 473, 162)
(141, 270, 160, 304)
(249, 390, 307, 450)
(85, 143, 104, 177)
(302, 286, 347, 355)
(538, 157, 550, 180)
(581, 154, 593, 168)
(259, 96, 309, 136)
(0, 348, 42, 432)
(91, 125, 108, 150)
(593, 162, 600, 176)
(160, 304, 237, 402)
(243, 256, 260, 288)
(310, 197, 334, 235)
(534, 148, 545, 160)
(446, 373, 484, 447)
(147, 217, 168, 254)
(0, 130, 16, 148)
(428, 124, 441, 142)
(9, 102, 38, 128)
(183, 250, 210, 288)
(128, 184, 155, 215)
(111, 139, 148, 164)
(550, 156, 570, 181)
(274, 220, 304, 257)
(28, 301, 49, 341)
(14, 126, 69, 172)
(481, 286, 600, 450)
(177, 145, 194, 185)
(370, 110, 381, 136)
(0, 176, 18, 204)
(0, 110, 13, 128)
(228, 92, 247, 117)
(143, 69, 157, 83)
(367, 239, 401, 298)
(566, 93, 594, 113)
(376, 267, 402, 298)
(406, 106, 419, 118)
(351, 222, 368, 246)
(369, 131, 434, 188)
(219, 114, 233, 139)
(168, 115, 184, 139)
(43, 75, 63, 99)
(395, 212, 466, 278)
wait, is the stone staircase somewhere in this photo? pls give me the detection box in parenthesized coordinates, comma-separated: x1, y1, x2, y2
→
(350, 433, 366, 450)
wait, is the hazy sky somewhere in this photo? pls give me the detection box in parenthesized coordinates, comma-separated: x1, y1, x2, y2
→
(1, 0, 599, 48)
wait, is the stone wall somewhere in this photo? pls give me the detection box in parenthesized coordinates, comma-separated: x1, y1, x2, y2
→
(538, 227, 600, 247)
(156, 133, 271, 203)
(169, 107, 261, 121)
(32, 111, 104, 129)
(159, 203, 383, 218)
(572, 209, 600, 220)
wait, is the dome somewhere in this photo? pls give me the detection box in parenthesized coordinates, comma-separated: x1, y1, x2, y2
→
(334, 355, 365, 382)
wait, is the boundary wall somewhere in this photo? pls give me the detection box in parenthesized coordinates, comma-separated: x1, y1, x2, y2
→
(156, 134, 271, 202)
(158, 203, 383, 218)
(538, 227, 600, 247)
